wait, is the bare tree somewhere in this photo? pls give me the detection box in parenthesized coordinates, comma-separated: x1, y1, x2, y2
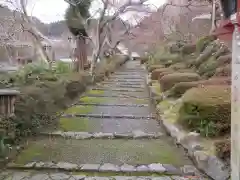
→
(65, 0, 152, 76)
(3, 0, 54, 65)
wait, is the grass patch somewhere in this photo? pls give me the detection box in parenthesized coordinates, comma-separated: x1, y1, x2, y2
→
(80, 96, 104, 104)
(59, 117, 90, 132)
(14, 138, 192, 166)
(87, 89, 104, 95)
(134, 98, 149, 104)
(157, 99, 181, 123)
(65, 105, 93, 114)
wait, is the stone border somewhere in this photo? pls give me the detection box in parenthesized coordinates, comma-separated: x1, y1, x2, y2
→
(145, 74, 230, 180)
(76, 103, 149, 107)
(91, 88, 144, 92)
(62, 113, 155, 119)
(7, 162, 200, 176)
(40, 130, 164, 139)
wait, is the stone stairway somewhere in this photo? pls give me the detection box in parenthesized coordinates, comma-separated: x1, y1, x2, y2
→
(1, 60, 206, 180)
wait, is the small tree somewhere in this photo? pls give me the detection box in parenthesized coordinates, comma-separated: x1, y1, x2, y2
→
(64, 0, 152, 76)
(65, 0, 91, 72)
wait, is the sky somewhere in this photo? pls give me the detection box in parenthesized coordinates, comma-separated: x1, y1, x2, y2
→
(26, 0, 166, 23)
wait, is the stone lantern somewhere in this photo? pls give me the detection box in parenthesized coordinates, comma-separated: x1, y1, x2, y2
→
(0, 89, 19, 117)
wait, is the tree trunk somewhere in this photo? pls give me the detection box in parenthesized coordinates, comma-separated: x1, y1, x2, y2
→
(76, 36, 87, 72)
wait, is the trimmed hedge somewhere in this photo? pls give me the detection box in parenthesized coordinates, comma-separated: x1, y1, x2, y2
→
(198, 56, 218, 77)
(216, 54, 231, 67)
(180, 44, 196, 55)
(168, 81, 199, 98)
(148, 65, 165, 72)
(214, 139, 230, 162)
(169, 62, 186, 70)
(214, 65, 231, 77)
(178, 85, 230, 137)
(159, 73, 200, 92)
(151, 68, 173, 80)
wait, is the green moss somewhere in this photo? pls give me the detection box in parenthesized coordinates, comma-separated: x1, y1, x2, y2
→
(59, 117, 90, 131)
(134, 98, 148, 104)
(14, 138, 191, 166)
(15, 145, 46, 165)
(88, 89, 104, 95)
(65, 105, 93, 114)
(80, 96, 104, 104)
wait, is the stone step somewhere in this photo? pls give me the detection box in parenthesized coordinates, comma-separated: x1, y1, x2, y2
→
(91, 88, 144, 92)
(104, 79, 144, 83)
(109, 76, 145, 80)
(40, 131, 164, 140)
(98, 84, 145, 89)
(64, 104, 152, 117)
(77, 103, 149, 107)
(10, 139, 192, 169)
(58, 116, 161, 133)
(7, 162, 199, 176)
(1, 171, 205, 180)
(84, 94, 149, 99)
(79, 96, 149, 105)
(62, 114, 155, 119)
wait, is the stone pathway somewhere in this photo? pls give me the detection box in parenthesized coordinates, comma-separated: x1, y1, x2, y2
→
(1, 60, 207, 179)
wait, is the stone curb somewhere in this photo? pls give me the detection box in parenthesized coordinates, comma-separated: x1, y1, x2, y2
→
(62, 114, 155, 119)
(40, 130, 164, 139)
(7, 162, 198, 176)
(145, 73, 230, 180)
(76, 103, 149, 107)
(91, 88, 144, 92)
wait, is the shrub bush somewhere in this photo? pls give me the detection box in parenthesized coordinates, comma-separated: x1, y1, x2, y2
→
(198, 56, 218, 77)
(151, 68, 172, 80)
(169, 62, 186, 70)
(180, 44, 196, 55)
(214, 139, 230, 162)
(148, 65, 165, 72)
(159, 73, 200, 92)
(199, 77, 231, 86)
(214, 65, 231, 77)
(178, 85, 230, 137)
(168, 81, 199, 98)
(196, 35, 216, 54)
(0, 55, 128, 151)
(194, 43, 217, 68)
(216, 54, 231, 67)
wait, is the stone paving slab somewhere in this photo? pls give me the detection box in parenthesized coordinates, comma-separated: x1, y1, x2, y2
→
(12, 139, 192, 166)
(75, 104, 152, 117)
(79, 97, 149, 105)
(0, 171, 206, 180)
(62, 114, 155, 120)
(92, 88, 145, 92)
(101, 82, 145, 86)
(98, 84, 145, 89)
(85, 92, 149, 99)
(76, 103, 149, 107)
